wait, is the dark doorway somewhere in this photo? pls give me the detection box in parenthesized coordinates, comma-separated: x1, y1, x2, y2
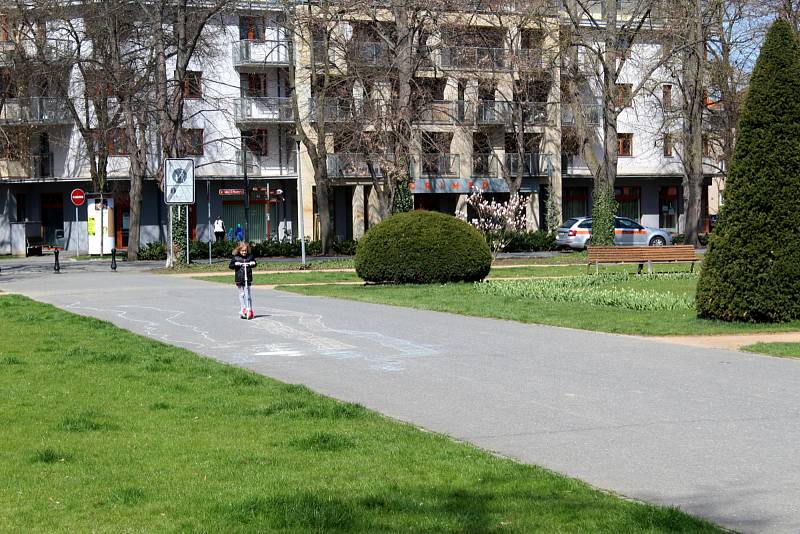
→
(41, 192, 63, 245)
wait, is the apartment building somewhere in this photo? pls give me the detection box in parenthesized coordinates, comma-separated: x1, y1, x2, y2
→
(0, 1, 718, 255)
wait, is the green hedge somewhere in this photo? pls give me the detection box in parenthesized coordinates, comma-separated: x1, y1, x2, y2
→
(504, 230, 558, 252)
(355, 210, 492, 284)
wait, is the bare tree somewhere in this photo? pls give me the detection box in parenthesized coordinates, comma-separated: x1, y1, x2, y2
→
(561, 0, 676, 244)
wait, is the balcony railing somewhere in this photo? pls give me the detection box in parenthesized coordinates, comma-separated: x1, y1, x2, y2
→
(417, 100, 467, 124)
(327, 153, 385, 178)
(1, 153, 55, 179)
(309, 98, 385, 123)
(440, 46, 507, 70)
(472, 153, 498, 177)
(348, 41, 390, 66)
(234, 97, 294, 123)
(417, 153, 460, 177)
(561, 104, 602, 126)
(476, 101, 549, 126)
(504, 153, 550, 177)
(0, 98, 71, 124)
(232, 39, 291, 67)
(236, 149, 297, 176)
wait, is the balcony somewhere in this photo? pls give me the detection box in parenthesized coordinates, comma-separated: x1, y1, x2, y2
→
(0, 98, 71, 125)
(476, 101, 549, 126)
(348, 41, 390, 66)
(561, 104, 602, 126)
(327, 153, 385, 179)
(472, 153, 499, 177)
(236, 149, 297, 177)
(234, 97, 294, 123)
(0, 153, 54, 180)
(417, 153, 460, 178)
(440, 46, 507, 71)
(504, 153, 551, 177)
(309, 98, 384, 123)
(232, 39, 290, 67)
(417, 100, 467, 124)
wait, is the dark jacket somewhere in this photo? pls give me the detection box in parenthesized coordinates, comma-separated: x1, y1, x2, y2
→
(229, 253, 256, 285)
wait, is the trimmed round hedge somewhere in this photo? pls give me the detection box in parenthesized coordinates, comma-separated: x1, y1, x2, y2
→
(355, 210, 492, 284)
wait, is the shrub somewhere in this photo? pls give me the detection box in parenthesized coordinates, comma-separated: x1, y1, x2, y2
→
(505, 230, 557, 252)
(696, 20, 800, 322)
(138, 242, 167, 261)
(355, 210, 492, 284)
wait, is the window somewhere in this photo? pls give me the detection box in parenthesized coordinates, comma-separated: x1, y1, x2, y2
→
(0, 68, 16, 98)
(663, 134, 673, 157)
(85, 69, 114, 98)
(181, 129, 204, 156)
(1, 16, 13, 42)
(662, 84, 672, 111)
(615, 186, 640, 220)
(659, 186, 679, 230)
(564, 187, 589, 219)
(615, 84, 633, 108)
(184, 71, 202, 99)
(618, 133, 633, 156)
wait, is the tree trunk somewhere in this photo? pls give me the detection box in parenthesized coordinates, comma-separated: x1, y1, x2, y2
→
(315, 167, 334, 254)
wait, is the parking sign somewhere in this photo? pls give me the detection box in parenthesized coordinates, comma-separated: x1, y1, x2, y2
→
(164, 158, 195, 204)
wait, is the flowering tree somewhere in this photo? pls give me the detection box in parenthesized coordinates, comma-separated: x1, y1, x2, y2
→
(461, 188, 527, 258)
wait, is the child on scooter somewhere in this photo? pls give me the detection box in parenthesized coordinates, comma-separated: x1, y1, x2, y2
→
(229, 241, 257, 319)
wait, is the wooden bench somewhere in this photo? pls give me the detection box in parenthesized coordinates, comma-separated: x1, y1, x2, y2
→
(587, 245, 698, 274)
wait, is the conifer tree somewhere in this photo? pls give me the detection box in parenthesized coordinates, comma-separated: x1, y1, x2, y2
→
(696, 19, 800, 321)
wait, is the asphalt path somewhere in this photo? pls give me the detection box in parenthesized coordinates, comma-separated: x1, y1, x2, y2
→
(2, 268, 798, 533)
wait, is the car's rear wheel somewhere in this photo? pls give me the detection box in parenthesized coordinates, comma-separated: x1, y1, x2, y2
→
(649, 236, 666, 246)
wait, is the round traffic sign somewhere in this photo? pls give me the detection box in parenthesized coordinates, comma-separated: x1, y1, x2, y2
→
(70, 188, 86, 207)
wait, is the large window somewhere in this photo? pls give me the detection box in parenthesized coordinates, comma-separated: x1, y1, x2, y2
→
(663, 134, 673, 157)
(563, 187, 589, 219)
(659, 186, 679, 230)
(615, 84, 633, 108)
(615, 186, 640, 220)
(662, 84, 673, 111)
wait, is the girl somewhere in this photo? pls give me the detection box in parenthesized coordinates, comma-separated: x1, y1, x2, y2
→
(229, 241, 257, 319)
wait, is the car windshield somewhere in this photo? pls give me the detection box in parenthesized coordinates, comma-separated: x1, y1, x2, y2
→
(560, 218, 578, 229)
(578, 219, 592, 229)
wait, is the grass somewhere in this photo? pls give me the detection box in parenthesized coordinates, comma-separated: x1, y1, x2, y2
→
(742, 342, 800, 359)
(196, 271, 363, 285)
(0, 294, 723, 532)
(278, 279, 800, 336)
(156, 257, 355, 274)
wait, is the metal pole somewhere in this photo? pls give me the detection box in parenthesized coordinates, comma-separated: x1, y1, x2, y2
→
(75, 205, 79, 257)
(242, 137, 250, 241)
(185, 204, 189, 264)
(99, 192, 104, 258)
(296, 140, 306, 266)
(207, 180, 211, 264)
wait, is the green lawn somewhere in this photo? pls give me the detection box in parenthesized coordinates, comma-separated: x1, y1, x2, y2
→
(156, 257, 355, 274)
(0, 295, 721, 532)
(742, 342, 800, 359)
(278, 279, 800, 336)
(196, 271, 363, 285)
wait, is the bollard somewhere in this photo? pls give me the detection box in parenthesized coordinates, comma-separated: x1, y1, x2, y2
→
(111, 248, 117, 271)
(54, 249, 60, 273)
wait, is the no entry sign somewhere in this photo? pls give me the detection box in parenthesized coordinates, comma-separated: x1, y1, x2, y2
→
(70, 188, 86, 206)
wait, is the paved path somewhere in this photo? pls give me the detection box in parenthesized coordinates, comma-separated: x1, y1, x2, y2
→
(2, 269, 800, 533)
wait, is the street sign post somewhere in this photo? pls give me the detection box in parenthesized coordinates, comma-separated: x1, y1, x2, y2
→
(70, 188, 85, 256)
(164, 158, 195, 265)
(70, 188, 86, 206)
(164, 158, 195, 205)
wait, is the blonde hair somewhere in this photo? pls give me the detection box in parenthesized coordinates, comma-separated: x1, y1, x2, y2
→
(234, 241, 249, 256)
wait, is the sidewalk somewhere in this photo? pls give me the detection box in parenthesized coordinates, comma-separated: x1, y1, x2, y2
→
(2, 270, 799, 533)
